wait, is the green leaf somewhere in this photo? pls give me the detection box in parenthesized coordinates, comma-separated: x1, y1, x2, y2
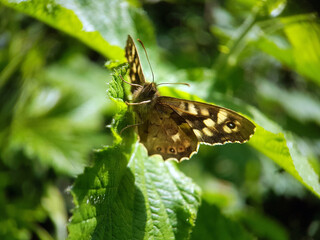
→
(250, 124, 320, 198)
(0, 0, 153, 61)
(68, 69, 201, 240)
(68, 142, 201, 240)
(257, 14, 320, 86)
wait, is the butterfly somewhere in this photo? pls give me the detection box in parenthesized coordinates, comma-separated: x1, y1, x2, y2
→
(124, 35, 255, 162)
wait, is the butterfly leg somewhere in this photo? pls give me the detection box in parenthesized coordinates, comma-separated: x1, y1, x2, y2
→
(119, 122, 143, 135)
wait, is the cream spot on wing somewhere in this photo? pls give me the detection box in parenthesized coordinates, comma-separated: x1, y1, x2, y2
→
(234, 120, 240, 125)
(200, 108, 210, 116)
(203, 127, 213, 136)
(217, 110, 228, 124)
(179, 102, 185, 109)
(171, 133, 181, 142)
(193, 129, 203, 139)
(188, 103, 198, 115)
(203, 118, 216, 128)
(182, 139, 190, 148)
(223, 125, 233, 133)
(132, 62, 137, 72)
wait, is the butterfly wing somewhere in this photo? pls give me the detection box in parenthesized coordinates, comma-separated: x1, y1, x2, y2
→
(136, 103, 199, 161)
(158, 96, 255, 145)
(125, 35, 146, 92)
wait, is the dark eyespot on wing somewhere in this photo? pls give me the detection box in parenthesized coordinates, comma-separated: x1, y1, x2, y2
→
(226, 121, 236, 129)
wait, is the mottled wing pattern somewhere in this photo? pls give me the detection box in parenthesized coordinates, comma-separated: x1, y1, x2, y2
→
(125, 35, 145, 92)
(124, 35, 255, 161)
(158, 96, 255, 145)
(137, 103, 199, 161)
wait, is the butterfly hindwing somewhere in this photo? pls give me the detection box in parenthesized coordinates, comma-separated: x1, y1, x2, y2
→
(158, 96, 255, 145)
(136, 103, 199, 161)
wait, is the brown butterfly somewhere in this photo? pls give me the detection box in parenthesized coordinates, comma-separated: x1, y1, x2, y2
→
(124, 35, 255, 162)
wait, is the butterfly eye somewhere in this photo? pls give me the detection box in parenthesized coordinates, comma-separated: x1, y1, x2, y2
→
(226, 121, 236, 129)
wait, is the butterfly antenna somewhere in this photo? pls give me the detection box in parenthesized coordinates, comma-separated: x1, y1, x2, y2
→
(119, 73, 142, 88)
(137, 39, 155, 83)
(157, 82, 190, 87)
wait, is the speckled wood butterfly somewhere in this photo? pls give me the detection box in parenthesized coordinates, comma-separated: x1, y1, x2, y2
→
(125, 35, 255, 162)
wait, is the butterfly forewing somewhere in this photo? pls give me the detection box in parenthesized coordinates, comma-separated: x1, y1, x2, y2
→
(158, 97, 255, 145)
(125, 35, 146, 92)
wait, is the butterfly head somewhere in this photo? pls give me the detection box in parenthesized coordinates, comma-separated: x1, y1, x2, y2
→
(132, 82, 159, 104)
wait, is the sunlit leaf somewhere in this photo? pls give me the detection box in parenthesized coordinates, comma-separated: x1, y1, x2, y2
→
(250, 125, 320, 198)
(257, 14, 320, 85)
(0, 0, 154, 61)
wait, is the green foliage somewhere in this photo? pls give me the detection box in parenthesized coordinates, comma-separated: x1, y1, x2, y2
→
(1, 0, 125, 60)
(68, 143, 201, 240)
(1, 52, 109, 175)
(191, 201, 254, 240)
(257, 14, 320, 85)
(239, 209, 289, 240)
(1, 0, 320, 239)
(0, 5, 110, 239)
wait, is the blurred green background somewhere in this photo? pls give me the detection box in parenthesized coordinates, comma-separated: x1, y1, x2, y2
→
(0, 0, 320, 239)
